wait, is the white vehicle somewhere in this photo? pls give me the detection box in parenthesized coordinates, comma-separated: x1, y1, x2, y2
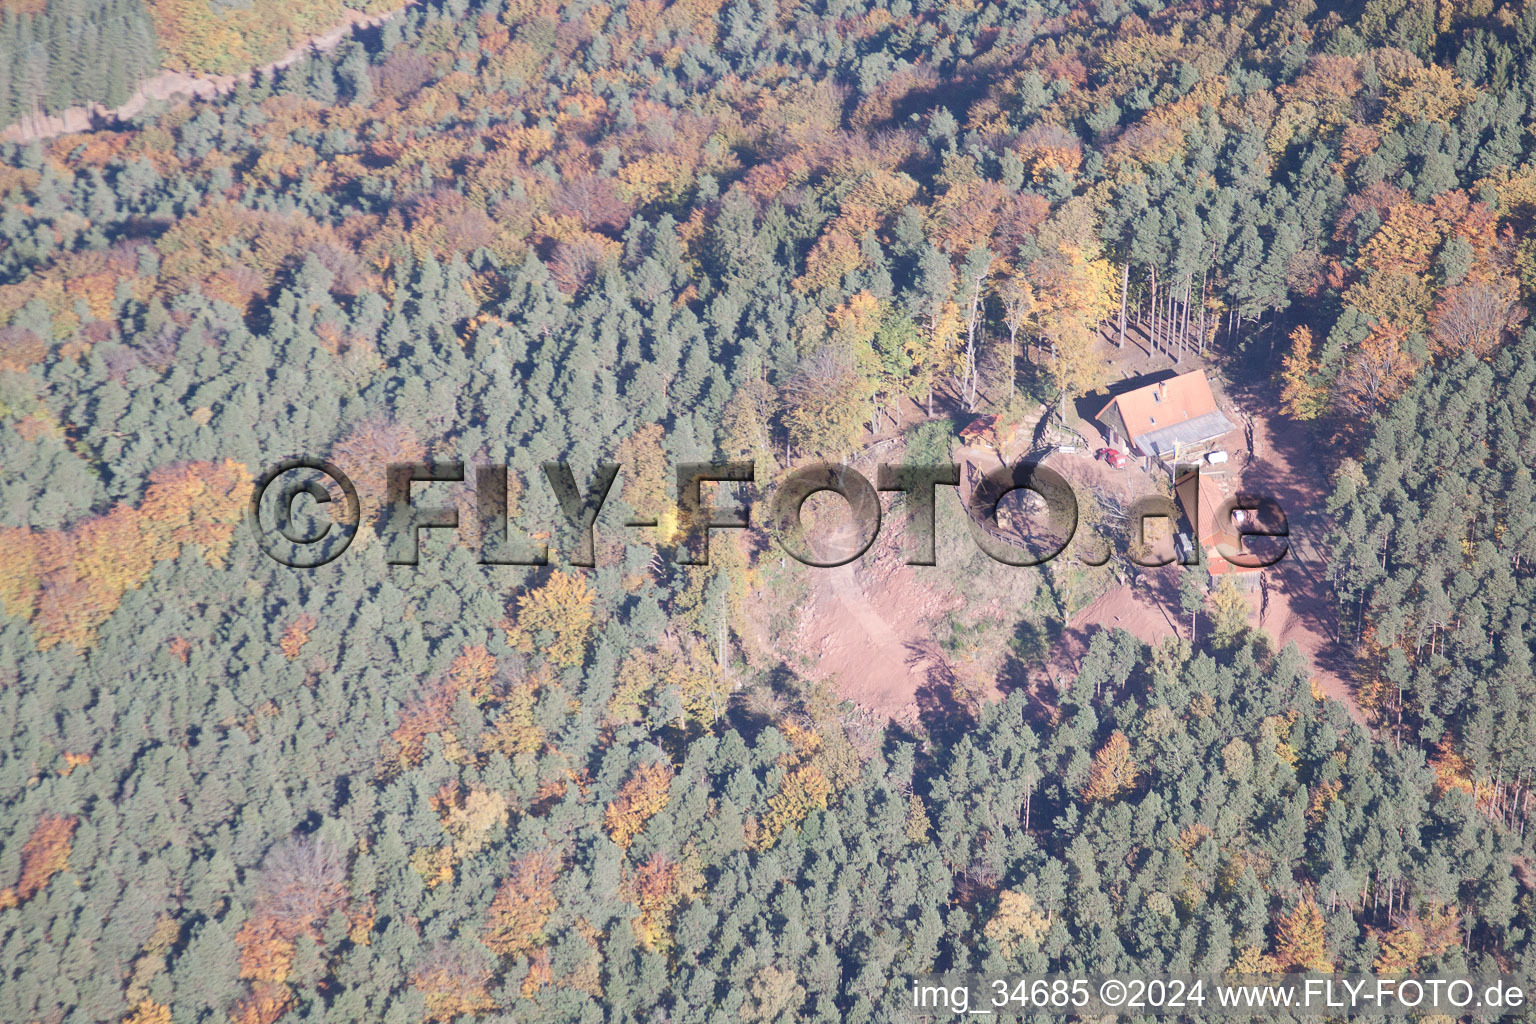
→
(1205, 450, 1229, 464)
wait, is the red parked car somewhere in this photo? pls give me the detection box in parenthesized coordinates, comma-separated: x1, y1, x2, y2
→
(1095, 447, 1131, 469)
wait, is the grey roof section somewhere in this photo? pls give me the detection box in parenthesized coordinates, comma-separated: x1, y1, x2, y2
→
(1132, 410, 1236, 457)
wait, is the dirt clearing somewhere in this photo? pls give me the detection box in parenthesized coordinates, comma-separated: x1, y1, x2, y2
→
(785, 493, 965, 724)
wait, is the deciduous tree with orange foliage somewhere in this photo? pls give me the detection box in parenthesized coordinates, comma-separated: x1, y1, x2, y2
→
(605, 762, 674, 849)
(1, 813, 76, 907)
(1429, 278, 1526, 358)
(1272, 896, 1332, 972)
(625, 849, 703, 952)
(483, 849, 560, 958)
(411, 941, 495, 1022)
(1, 459, 250, 651)
(1082, 732, 1137, 802)
(1335, 320, 1417, 418)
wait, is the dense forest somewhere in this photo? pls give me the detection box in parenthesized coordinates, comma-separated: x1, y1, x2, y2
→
(4, 0, 1536, 1020)
(1, 0, 407, 126)
(0, 0, 160, 124)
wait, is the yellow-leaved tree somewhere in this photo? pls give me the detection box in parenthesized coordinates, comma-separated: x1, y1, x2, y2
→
(509, 570, 596, 667)
(1031, 243, 1115, 413)
(984, 889, 1051, 957)
(1210, 575, 1253, 648)
(122, 1000, 172, 1024)
(614, 423, 670, 524)
(994, 266, 1037, 397)
(754, 764, 832, 850)
(1373, 925, 1425, 973)
(1082, 732, 1138, 802)
(1279, 326, 1329, 420)
(783, 346, 877, 458)
(605, 762, 675, 849)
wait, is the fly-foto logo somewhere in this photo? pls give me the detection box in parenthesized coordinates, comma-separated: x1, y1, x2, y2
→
(248, 458, 1288, 570)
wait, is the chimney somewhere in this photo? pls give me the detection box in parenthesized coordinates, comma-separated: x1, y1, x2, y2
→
(1154, 380, 1166, 402)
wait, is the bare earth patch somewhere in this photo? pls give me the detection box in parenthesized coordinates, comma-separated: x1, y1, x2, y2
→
(792, 517, 965, 726)
(781, 368, 1364, 729)
(1056, 577, 1182, 655)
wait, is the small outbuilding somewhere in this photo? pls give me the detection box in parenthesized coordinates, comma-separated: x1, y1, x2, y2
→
(1175, 467, 1262, 580)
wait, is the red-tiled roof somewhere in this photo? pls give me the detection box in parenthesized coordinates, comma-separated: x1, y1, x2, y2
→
(1096, 369, 1222, 444)
(1175, 468, 1262, 575)
(959, 414, 999, 441)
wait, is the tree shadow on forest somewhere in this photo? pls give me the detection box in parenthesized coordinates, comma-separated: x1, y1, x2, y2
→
(724, 662, 803, 745)
(880, 717, 939, 800)
(1002, 616, 1058, 686)
(873, 40, 1024, 139)
(992, 616, 1070, 729)
(907, 639, 979, 746)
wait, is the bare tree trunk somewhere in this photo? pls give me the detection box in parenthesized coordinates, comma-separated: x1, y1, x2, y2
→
(1008, 327, 1019, 399)
(964, 278, 984, 410)
(1149, 266, 1159, 356)
(717, 603, 727, 672)
(1165, 272, 1175, 356)
(1197, 271, 1209, 356)
(1166, 283, 1176, 361)
(1200, 247, 1216, 355)
(1178, 274, 1191, 363)
(1117, 262, 1128, 349)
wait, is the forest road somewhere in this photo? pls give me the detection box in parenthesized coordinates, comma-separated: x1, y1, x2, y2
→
(1, 2, 418, 143)
(1236, 390, 1367, 726)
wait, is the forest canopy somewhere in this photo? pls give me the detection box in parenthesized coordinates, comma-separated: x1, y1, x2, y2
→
(3, 0, 1536, 1021)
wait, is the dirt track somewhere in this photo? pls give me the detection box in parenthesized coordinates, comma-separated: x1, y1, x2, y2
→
(1238, 393, 1365, 723)
(2, 3, 414, 143)
(793, 513, 962, 726)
